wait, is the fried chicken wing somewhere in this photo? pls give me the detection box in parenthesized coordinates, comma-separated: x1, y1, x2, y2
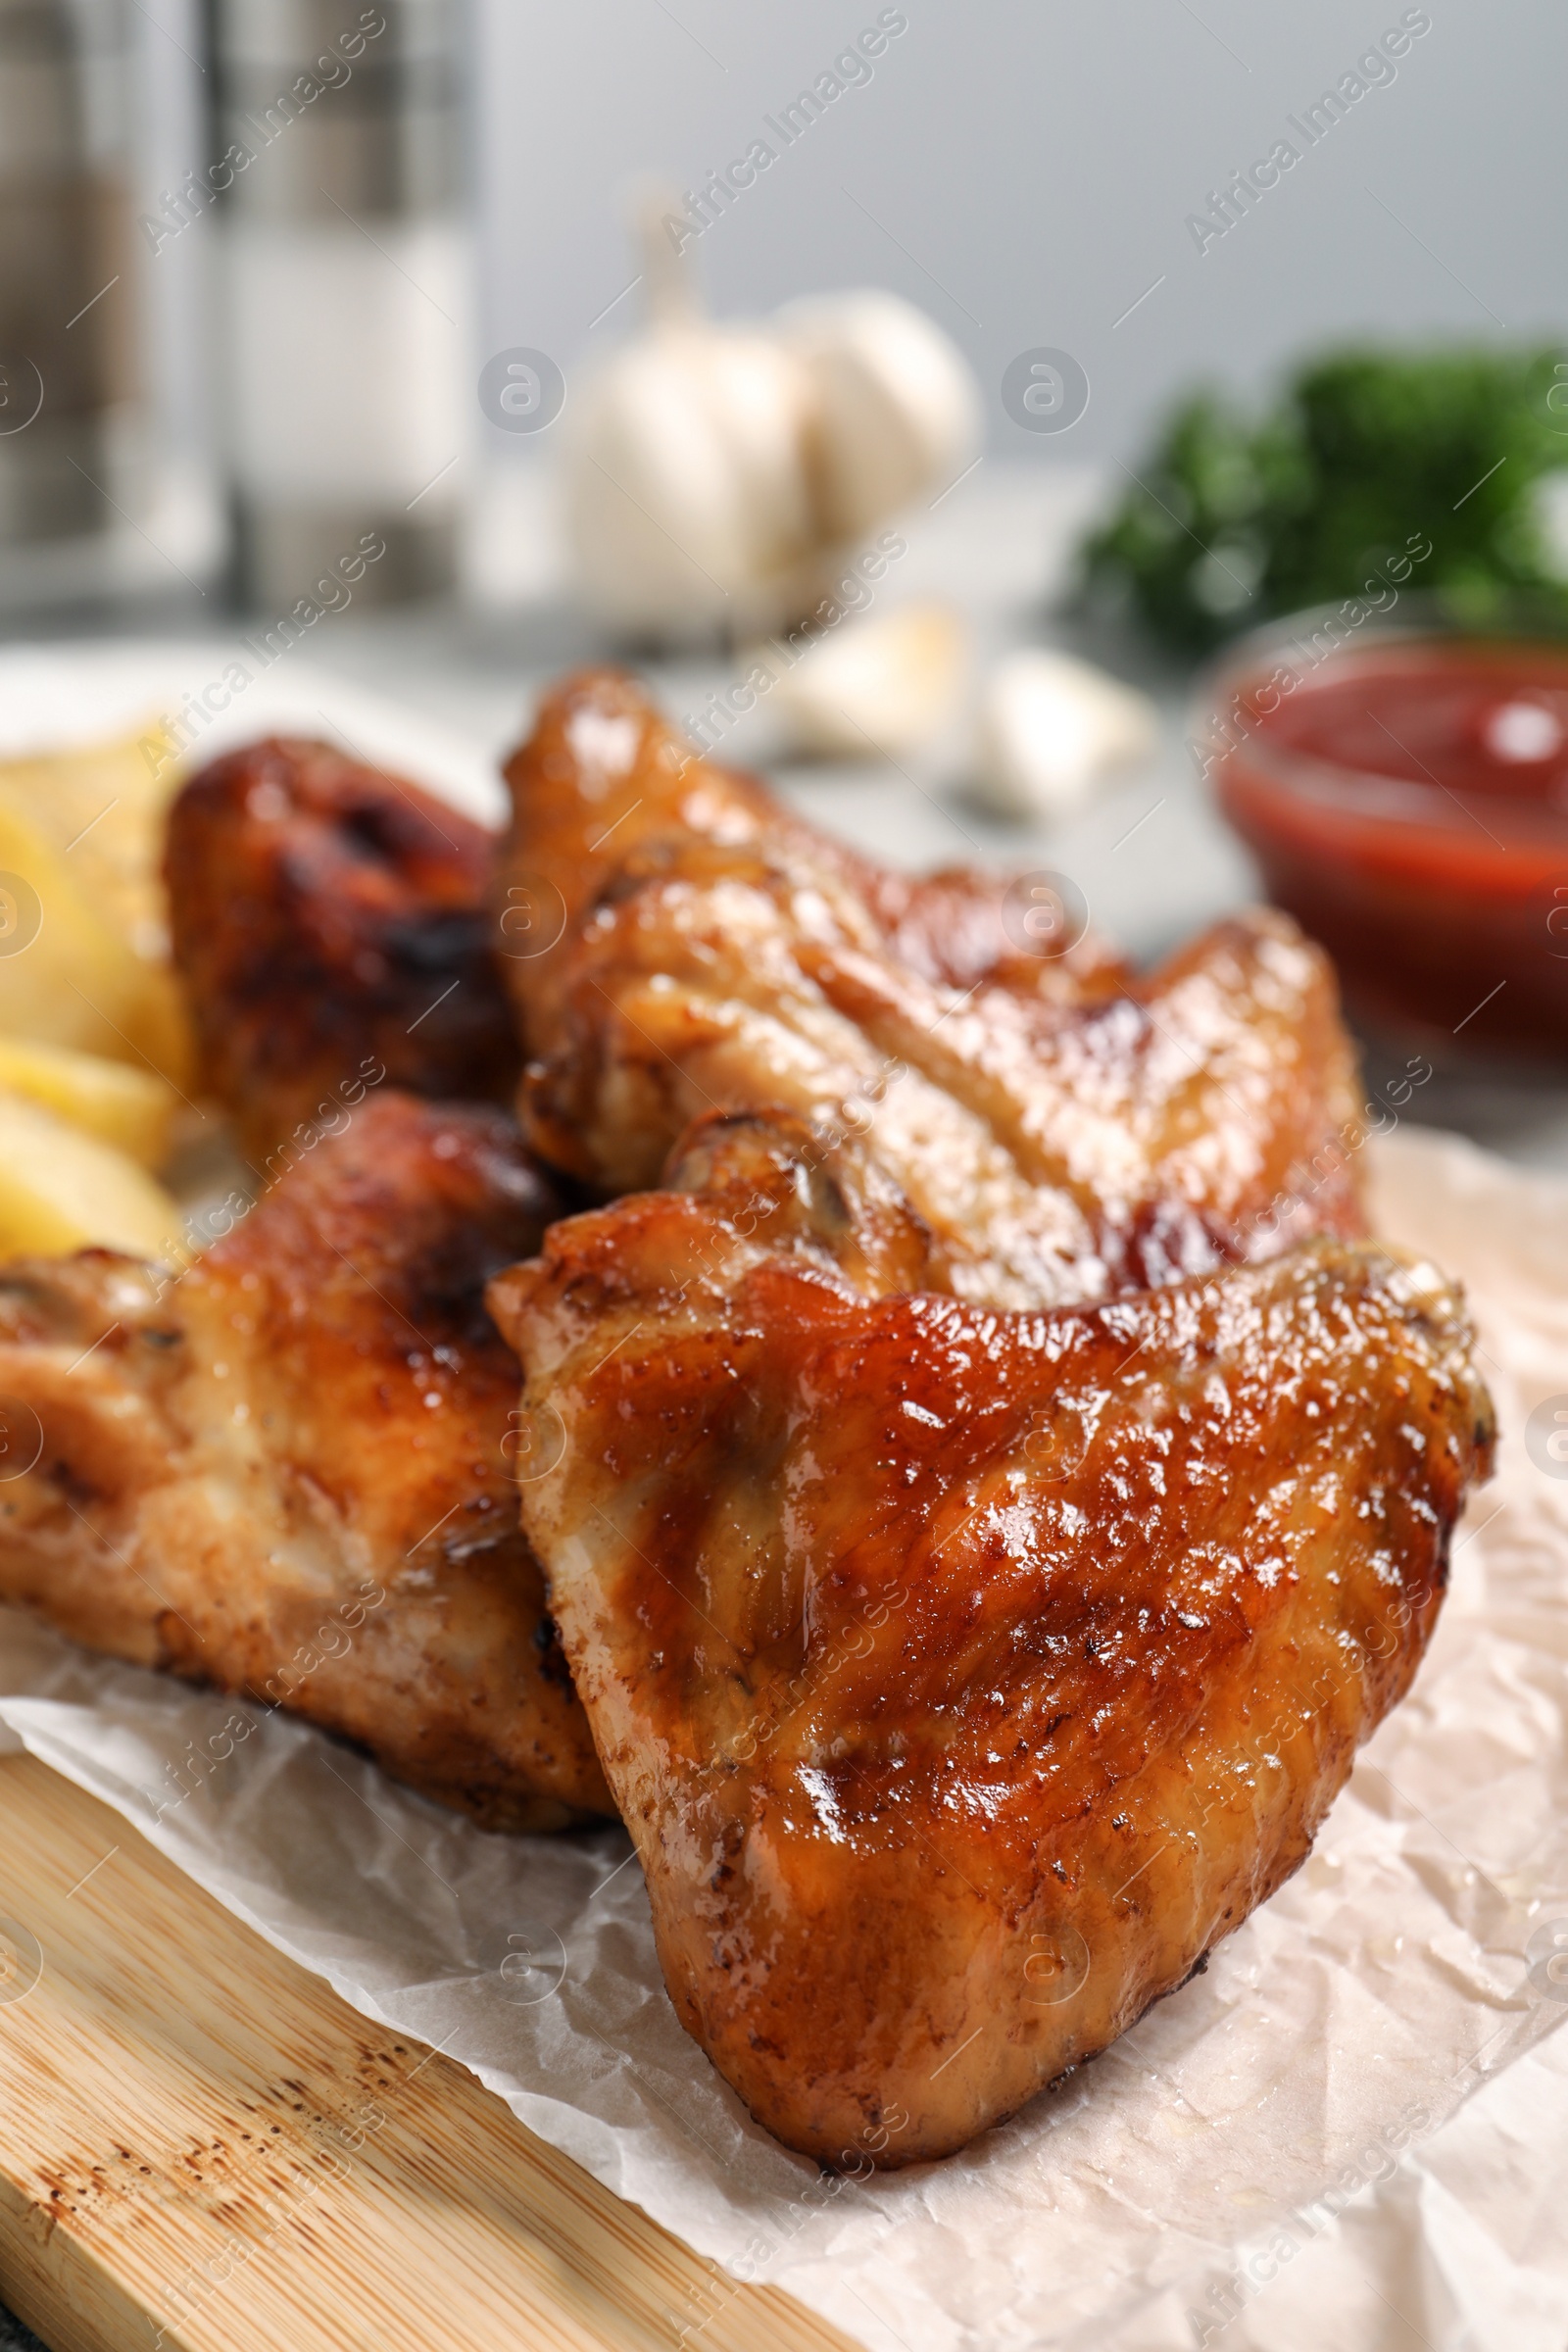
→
(499, 673, 1365, 1309)
(488, 1111, 1494, 2166)
(498, 666, 1127, 1057)
(0, 1091, 611, 1830)
(166, 737, 518, 1162)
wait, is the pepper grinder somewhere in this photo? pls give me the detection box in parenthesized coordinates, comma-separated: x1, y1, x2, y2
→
(204, 0, 469, 612)
(0, 0, 134, 571)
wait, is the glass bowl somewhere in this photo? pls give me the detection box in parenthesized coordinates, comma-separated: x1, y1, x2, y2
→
(1198, 604, 1568, 1057)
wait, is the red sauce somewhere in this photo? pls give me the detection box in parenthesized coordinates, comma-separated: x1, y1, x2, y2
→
(1209, 636, 1568, 1054)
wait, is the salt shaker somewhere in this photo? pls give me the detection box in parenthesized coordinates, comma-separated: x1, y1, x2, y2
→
(203, 0, 469, 612)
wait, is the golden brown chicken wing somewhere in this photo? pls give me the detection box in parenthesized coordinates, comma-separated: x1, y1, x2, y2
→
(498, 672, 1365, 1309)
(497, 665, 1128, 1058)
(166, 736, 518, 1163)
(488, 1109, 1494, 2166)
(0, 1091, 611, 1831)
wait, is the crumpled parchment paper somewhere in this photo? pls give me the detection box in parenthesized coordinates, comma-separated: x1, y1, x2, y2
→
(0, 1124, 1564, 2352)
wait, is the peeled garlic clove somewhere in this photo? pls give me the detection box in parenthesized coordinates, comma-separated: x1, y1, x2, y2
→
(973, 650, 1159, 822)
(763, 603, 969, 759)
(779, 292, 982, 541)
(565, 323, 817, 640)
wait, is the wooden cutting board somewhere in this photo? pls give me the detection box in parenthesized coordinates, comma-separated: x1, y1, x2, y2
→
(0, 1753, 854, 2352)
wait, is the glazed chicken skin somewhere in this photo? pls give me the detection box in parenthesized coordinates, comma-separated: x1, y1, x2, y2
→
(166, 736, 517, 1163)
(498, 665, 1127, 1046)
(0, 1092, 611, 1830)
(498, 671, 1366, 1309)
(488, 1109, 1494, 2167)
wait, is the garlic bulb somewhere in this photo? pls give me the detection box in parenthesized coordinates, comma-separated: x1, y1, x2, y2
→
(564, 201, 980, 643)
(973, 650, 1159, 823)
(567, 324, 817, 640)
(762, 603, 969, 759)
(777, 292, 982, 543)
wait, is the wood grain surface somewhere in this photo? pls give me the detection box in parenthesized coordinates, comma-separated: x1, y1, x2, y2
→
(0, 1753, 854, 2352)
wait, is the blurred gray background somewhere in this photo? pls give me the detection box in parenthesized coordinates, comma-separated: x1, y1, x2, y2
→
(473, 0, 1565, 466)
(108, 0, 1568, 593)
